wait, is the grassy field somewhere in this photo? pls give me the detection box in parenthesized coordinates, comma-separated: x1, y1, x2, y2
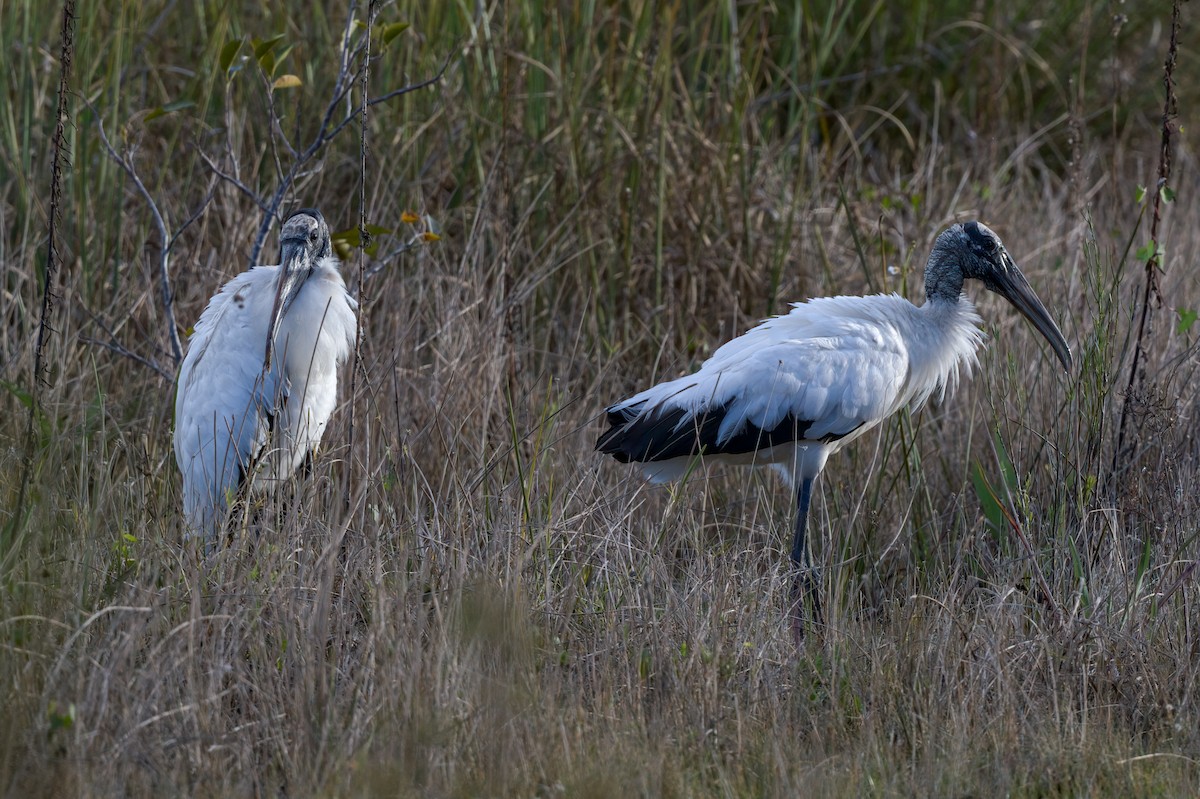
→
(2, 1, 1199, 795)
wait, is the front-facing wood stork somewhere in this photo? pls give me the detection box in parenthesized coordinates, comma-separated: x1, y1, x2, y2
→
(174, 208, 358, 541)
(597, 220, 1072, 638)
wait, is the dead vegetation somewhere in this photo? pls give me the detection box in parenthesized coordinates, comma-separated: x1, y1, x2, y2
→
(1, 1, 1198, 796)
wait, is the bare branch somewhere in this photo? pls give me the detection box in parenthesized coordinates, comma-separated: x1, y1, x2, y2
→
(362, 240, 422, 281)
(346, 0, 378, 511)
(197, 150, 270, 213)
(246, 14, 452, 266)
(1113, 0, 1180, 472)
(168, 187, 216, 253)
(79, 336, 172, 381)
(326, 51, 453, 141)
(9, 0, 76, 565)
(76, 276, 177, 382)
(89, 99, 184, 366)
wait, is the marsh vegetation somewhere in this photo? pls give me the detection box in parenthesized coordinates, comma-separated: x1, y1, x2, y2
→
(1, 2, 1198, 795)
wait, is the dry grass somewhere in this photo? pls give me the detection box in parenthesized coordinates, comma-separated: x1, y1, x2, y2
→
(2, 1, 1200, 796)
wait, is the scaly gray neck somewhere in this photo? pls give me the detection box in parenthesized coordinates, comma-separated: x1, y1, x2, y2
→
(923, 237, 966, 305)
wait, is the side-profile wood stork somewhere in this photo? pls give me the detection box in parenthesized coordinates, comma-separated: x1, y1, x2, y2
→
(174, 208, 358, 541)
(596, 221, 1071, 638)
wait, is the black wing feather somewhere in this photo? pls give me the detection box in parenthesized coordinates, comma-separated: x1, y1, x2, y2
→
(596, 399, 861, 464)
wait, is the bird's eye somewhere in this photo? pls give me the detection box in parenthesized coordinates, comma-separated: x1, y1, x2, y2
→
(964, 222, 998, 256)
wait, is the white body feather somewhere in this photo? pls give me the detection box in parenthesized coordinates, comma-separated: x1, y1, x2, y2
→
(607, 293, 985, 484)
(173, 256, 357, 536)
(598, 221, 1071, 638)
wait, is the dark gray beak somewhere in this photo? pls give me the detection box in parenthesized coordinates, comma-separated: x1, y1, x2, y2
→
(990, 253, 1073, 372)
(263, 235, 313, 370)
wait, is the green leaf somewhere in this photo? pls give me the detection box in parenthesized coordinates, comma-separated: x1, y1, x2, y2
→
(333, 225, 395, 245)
(970, 462, 1005, 537)
(332, 225, 395, 258)
(251, 34, 285, 60)
(1, 378, 35, 410)
(1176, 308, 1197, 334)
(1160, 185, 1176, 203)
(378, 21, 410, 47)
(252, 37, 295, 77)
(1, 379, 52, 442)
(47, 702, 75, 733)
(272, 43, 295, 73)
(144, 100, 195, 122)
(218, 39, 244, 75)
(992, 429, 1017, 494)
(1135, 184, 1146, 204)
(258, 50, 276, 77)
(1067, 536, 1089, 609)
(1135, 241, 1158, 262)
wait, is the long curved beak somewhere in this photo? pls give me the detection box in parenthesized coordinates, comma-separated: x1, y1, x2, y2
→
(992, 253, 1073, 372)
(263, 236, 312, 371)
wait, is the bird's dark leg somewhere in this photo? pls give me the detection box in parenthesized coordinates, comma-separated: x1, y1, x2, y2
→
(789, 476, 822, 642)
(297, 449, 316, 480)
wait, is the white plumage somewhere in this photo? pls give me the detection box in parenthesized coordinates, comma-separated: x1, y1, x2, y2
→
(597, 221, 1072, 638)
(174, 209, 357, 539)
(607, 294, 986, 486)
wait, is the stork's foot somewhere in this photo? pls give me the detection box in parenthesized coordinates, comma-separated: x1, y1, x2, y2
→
(788, 567, 823, 645)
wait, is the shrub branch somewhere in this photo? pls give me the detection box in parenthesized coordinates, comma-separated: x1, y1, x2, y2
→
(6, 0, 76, 566)
(91, 106, 188, 367)
(1113, 0, 1181, 468)
(345, 0, 379, 512)
(244, 14, 452, 266)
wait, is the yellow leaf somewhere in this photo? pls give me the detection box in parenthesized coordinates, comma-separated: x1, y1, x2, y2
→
(400, 210, 420, 224)
(272, 74, 302, 89)
(421, 231, 441, 242)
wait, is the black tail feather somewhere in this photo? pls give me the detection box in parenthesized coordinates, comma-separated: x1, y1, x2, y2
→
(596, 398, 853, 464)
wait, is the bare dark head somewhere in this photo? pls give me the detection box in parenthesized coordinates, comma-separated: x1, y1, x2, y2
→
(279, 208, 332, 261)
(926, 221, 1072, 371)
(265, 207, 332, 368)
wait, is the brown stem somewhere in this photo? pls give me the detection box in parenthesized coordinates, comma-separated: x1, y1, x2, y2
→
(1112, 0, 1180, 475)
(5, 0, 76, 566)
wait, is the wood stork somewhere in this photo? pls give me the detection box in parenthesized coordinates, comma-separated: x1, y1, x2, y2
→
(596, 221, 1071, 638)
(173, 208, 358, 541)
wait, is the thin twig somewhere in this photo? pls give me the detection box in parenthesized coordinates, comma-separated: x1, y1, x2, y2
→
(346, 0, 377, 511)
(325, 56, 453, 141)
(79, 337, 172, 380)
(247, 43, 453, 265)
(77, 304, 173, 380)
(248, 6, 364, 264)
(89, 100, 184, 366)
(196, 150, 270, 214)
(32, 3, 75, 392)
(7, 0, 75, 566)
(167, 187, 217, 252)
(1112, 0, 1179, 472)
(362, 239, 422, 281)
